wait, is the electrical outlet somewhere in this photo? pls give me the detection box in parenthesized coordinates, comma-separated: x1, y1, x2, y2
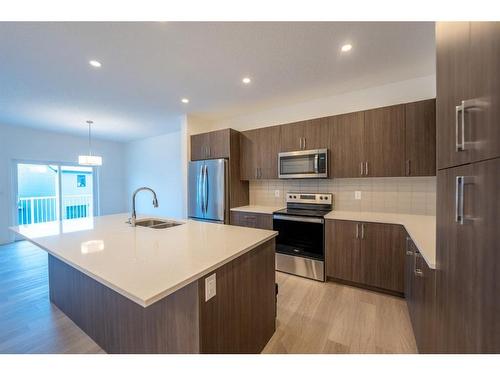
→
(274, 189, 280, 198)
(354, 191, 362, 200)
(205, 273, 216, 301)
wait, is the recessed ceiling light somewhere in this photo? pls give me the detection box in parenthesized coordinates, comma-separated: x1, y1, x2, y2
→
(89, 60, 102, 68)
(242, 77, 251, 84)
(181, 98, 189, 104)
(341, 44, 352, 52)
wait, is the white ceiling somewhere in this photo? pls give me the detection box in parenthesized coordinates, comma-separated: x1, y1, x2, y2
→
(0, 22, 435, 142)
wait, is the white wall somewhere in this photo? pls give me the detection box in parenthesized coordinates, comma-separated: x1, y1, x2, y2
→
(125, 117, 187, 220)
(0, 123, 127, 244)
(189, 74, 436, 133)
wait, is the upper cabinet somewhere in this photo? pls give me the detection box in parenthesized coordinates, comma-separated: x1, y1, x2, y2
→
(363, 104, 406, 177)
(330, 112, 365, 177)
(279, 117, 330, 152)
(235, 99, 437, 180)
(191, 129, 230, 161)
(405, 99, 437, 176)
(240, 126, 281, 180)
(330, 102, 436, 178)
(436, 22, 500, 169)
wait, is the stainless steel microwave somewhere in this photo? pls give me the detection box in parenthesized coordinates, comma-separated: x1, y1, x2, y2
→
(278, 149, 328, 179)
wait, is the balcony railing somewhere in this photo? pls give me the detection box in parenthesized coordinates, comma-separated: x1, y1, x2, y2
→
(17, 194, 93, 225)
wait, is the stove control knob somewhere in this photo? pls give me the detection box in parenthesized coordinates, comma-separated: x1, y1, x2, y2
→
(319, 196, 323, 200)
(293, 195, 297, 199)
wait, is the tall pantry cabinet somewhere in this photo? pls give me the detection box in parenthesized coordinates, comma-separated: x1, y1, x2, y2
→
(435, 22, 500, 353)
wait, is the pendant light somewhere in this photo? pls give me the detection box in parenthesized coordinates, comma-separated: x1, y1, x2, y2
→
(78, 120, 103, 166)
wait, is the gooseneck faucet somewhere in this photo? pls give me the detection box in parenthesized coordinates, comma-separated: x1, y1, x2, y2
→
(130, 187, 159, 226)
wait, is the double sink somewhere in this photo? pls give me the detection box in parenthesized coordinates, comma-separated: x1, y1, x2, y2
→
(133, 219, 183, 229)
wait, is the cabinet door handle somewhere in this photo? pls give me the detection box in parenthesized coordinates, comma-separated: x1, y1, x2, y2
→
(360, 162, 363, 176)
(455, 175, 473, 224)
(406, 160, 411, 176)
(365, 161, 369, 176)
(361, 223, 365, 239)
(355, 223, 359, 239)
(414, 252, 423, 277)
(455, 175, 464, 224)
(405, 236, 413, 256)
(455, 101, 465, 152)
(303, 137, 306, 150)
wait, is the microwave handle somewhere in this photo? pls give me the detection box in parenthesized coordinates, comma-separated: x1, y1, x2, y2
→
(314, 154, 319, 173)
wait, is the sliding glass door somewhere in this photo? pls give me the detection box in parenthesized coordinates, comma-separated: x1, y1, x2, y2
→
(16, 162, 96, 225)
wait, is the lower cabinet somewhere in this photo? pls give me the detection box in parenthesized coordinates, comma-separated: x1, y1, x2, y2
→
(325, 220, 405, 294)
(230, 211, 273, 230)
(405, 236, 437, 353)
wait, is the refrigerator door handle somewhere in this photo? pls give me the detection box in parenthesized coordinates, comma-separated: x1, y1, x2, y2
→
(204, 165, 209, 214)
(202, 164, 208, 215)
(197, 164, 204, 215)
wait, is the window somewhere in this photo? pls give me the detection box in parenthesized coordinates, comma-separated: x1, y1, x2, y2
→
(16, 163, 96, 225)
(77, 175, 86, 188)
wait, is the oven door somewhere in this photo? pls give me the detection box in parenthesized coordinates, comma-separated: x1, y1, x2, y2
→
(278, 149, 328, 179)
(272, 214, 324, 260)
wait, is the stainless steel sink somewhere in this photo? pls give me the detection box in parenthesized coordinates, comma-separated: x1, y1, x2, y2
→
(133, 218, 183, 229)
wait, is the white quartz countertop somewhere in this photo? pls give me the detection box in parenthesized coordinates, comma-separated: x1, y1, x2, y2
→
(230, 205, 284, 214)
(10, 213, 277, 307)
(324, 211, 436, 269)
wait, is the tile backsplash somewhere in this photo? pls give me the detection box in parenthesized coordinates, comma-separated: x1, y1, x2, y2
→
(249, 177, 436, 215)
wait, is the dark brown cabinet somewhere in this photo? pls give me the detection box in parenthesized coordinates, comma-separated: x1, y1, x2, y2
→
(435, 22, 500, 353)
(405, 99, 437, 176)
(360, 222, 405, 293)
(239, 99, 436, 179)
(279, 120, 307, 152)
(330, 103, 435, 178)
(240, 126, 280, 180)
(436, 158, 500, 353)
(325, 220, 362, 283)
(190, 129, 230, 161)
(190, 129, 249, 212)
(436, 22, 500, 170)
(230, 211, 273, 230)
(325, 220, 405, 294)
(279, 117, 330, 152)
(405, 236, 437, 354)
(330, 112, 365, 177)
(363, 104, 406, 177)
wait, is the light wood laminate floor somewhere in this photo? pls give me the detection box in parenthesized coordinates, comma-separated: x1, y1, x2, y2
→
(0, 241, 417, 354)
(263, 272, 417, 353)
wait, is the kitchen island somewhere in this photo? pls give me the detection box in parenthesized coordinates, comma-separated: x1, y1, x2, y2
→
(10, 214, 278, 354)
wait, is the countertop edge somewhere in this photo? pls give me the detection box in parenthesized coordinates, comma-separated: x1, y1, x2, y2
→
(11, 227, 278, 308)
(230, 205, 284, 215)
(143, 232, 278, 306)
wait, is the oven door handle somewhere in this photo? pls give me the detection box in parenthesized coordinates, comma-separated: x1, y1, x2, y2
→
(273, 214, 324, 224)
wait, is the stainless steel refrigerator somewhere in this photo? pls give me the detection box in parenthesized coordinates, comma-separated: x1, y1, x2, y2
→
(188, 159, 228, 223)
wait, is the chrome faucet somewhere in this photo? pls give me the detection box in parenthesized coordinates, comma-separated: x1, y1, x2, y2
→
(130, 187, 159, 226)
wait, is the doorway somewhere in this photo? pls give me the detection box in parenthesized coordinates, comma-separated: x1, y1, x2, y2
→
(16, 162, 96, 225)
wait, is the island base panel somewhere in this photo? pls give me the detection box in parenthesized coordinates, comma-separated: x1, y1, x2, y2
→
(48, 255, 200, 354)
(47, 238, 276, 354)
(198, 238, 276, 353)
